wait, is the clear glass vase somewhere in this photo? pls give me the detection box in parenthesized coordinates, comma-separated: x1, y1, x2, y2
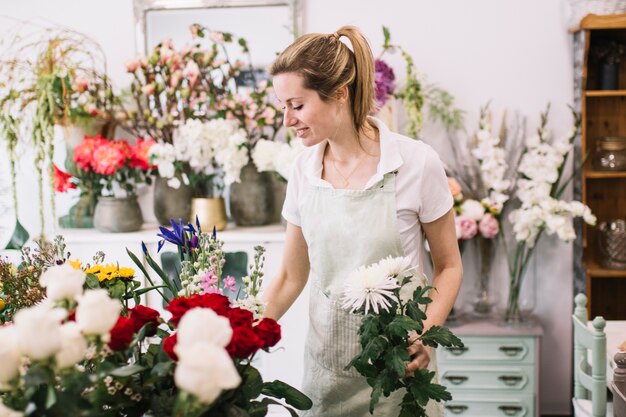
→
(472, 237, 497, 316)
(502, 248, 537, 326)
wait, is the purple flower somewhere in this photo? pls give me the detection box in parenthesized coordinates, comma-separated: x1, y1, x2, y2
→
(375, 59, 396, 107)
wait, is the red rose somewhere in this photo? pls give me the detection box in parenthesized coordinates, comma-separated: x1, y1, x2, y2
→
(163, 333, 178, 361)
(228, 308, 254, 329)
(108, 316, 135, 351)
(226, 326, 262, 358)
(166, 293, 231, 326)
(129, 305, 160, 335)
(254, 318, 281, 349)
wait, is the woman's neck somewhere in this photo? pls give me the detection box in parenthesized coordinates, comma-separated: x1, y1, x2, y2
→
(326, 120, 380, 162)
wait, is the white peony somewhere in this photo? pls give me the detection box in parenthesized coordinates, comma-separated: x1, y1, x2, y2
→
(39, 263, 86, 302)
(0, 401, 23, 417)
(55, 322, 88, 369)
(177, 308, 233, 348)
(174, 342, 241, 404)
(251, 139, 278, 172)
(75, 289, 122, 336)
(14, 304, 64, 360)
(0, 326, 21, 384)
(460, 199, 485, 221)
(341, 263, 400, 315)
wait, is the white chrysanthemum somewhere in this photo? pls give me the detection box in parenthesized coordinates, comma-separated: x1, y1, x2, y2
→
(375, 256, 413, 278)
(342, 264, 399, 315)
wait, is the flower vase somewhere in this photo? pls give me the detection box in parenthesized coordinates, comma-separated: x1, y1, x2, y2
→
(502, 249, 537, 326)
(229, 161, 274, 226)
(191, 197, 228, 231)
(94, 196, 143, 233)
(58, 190, 98, 229)
(472, 237, 497, 316)
(154, 176, 193, 225)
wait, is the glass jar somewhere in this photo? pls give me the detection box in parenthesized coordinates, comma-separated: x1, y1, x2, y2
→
(593, 136, 626, 171)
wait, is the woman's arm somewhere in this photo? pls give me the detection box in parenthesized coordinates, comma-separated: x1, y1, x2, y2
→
(407, 208, 463, 373)
(262, 222, 311, 321)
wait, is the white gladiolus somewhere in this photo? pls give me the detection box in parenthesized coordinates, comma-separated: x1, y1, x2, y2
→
(460, 199, 485, 221)
(0, 401, 23, 417)
(55, 322, 88, 369)
(0, 326, 21, 384)
(174, 342, 241, 404)
(177, 308, 233, 348)
(76, 289, 122, 336)
(14, 304, 63, 360)
(39, 263, 86, 302)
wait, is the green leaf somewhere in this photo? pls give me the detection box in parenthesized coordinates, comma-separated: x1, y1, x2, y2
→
(419, 325, 463, 349)
(262, 380, 312, 410)
(241, 365, 263, 401)
(382, 26, 391, 48)
(5, 218, 28, 250)
(387, 316, 421, 339)
(405, 300, 427, 324)
(108, 279, 126, 299)
(359, 314, 382, 347)
(369, 377, 383, 414)
(257, 397, 300, 417)
(247, 400, 269, 417)
(408, 369, 452, 405)
(123, 284, 168, 299)
(45, 384, 56, 409)
(109, 364, 146, 377)
(385, 345, 410, 378)
(362, 335, 388, 363)
(85, 274, 100, 289)
(412, 286, 433, 305)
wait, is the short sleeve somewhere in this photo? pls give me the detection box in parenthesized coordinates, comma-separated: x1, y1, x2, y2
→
(418, 146, 453, 223)
(281, 157, 303, 226)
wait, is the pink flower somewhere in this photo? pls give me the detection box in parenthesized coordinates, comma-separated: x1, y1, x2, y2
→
(131, 138, 156, 170)
(209, 31, 224, 44)
(184, 61, 200, 86)
(160, 47, 174, 65)
(73, 135, 107, 171)
(447, 177, 463, 200)
(170, 70, 183, 88)
(72, 76, 89, 93)
(223, 276, 237, 292)
(455, 215, 477, 240)
(92, 142, 127, 175)
(53, 164, 76, 192)
(141, 84, 156, 95)
(125, 59, 141, 73)
(478, 213, 499, 239)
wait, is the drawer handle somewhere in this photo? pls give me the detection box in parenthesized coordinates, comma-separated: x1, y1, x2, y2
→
(498, 346, 523, 356)
(444, 375, 468, 385)
(445, 405, 469, 414)
(498, 375, 523, 386)
(498, 405, 524, 416)
(446, 346, 469, 356)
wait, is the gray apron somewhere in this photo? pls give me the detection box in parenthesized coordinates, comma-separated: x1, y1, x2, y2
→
(299, 171, 443, 417)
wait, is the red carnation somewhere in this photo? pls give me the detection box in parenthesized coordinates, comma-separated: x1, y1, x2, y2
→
(228, 307, 254, 329)
(129, 305, 160, 335)
(163, 333, 178, 361)
(254, 318, 281, 349)
(108, 316, 136, 351)
(226, 326, 262, 358)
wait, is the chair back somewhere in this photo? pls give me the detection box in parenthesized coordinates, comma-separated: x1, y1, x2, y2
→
(613, 351, 626, 417)
(573, 293, 607, 417)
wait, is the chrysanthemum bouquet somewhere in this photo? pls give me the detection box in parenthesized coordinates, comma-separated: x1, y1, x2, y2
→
(341, 256, 463, 416)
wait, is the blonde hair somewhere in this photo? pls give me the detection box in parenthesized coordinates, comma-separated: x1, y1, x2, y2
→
(270, 25, 376, 135)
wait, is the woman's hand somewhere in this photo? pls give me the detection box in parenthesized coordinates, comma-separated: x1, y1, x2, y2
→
(406, 335, 431, 376)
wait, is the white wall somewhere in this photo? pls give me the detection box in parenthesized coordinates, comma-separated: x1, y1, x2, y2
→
(0, 0, 579, 414)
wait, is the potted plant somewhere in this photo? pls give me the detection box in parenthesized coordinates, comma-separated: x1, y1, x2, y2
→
(591, 39, 626, 90)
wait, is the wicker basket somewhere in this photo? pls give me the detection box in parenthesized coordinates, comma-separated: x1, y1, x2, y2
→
(598, 219, 626, 270)
(568, 0, 626, 26)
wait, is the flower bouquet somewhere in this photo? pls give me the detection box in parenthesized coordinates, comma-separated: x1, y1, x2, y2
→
(341, 256, 463, 416)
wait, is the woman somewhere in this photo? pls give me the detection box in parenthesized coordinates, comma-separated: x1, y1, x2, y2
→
(263, 25, 462, 417)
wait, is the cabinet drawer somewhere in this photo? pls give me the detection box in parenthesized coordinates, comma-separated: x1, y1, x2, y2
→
(439, 336, 534, 364)
(443, 394, 534, 417)
(440, 364, 534, 393)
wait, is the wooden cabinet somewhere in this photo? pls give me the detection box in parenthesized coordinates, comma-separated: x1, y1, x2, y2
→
(438, 318, 542, 417)
(578, 14, 626, 319)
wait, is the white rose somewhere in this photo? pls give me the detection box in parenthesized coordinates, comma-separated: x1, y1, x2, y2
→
(174, 342, 241, 404)
(0, 401, 23, 417)
(39, 263, 86, 302)
(177, 308, 232, 348)
(76, 289, 122, 336)
(55, 322, 88, 369)
(0, 326, 21, 384)
(14, 304, 63, 360)
(460, 199, 485, 221)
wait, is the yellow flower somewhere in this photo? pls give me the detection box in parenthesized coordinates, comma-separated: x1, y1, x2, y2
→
(117, 267, 135, 279)
(69, 258, 82, 270)
(84, 265, 103, 275)
(0, 299, 5, 311)
(97, 264, 120, 282)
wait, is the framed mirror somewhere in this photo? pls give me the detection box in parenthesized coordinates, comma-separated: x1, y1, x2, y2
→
(133, 0, 302, 69)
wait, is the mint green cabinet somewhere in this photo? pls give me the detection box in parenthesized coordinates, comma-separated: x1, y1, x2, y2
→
(437, 319, 543, 417)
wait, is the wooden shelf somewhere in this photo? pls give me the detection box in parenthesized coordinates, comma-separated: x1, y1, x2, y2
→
(586, 260, 626, 277)
(586, 90, 626, 97)
(585, 170, 626, 179)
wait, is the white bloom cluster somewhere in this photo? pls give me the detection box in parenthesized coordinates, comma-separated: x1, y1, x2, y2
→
(149, 118, 250, 188)
(251, 138, 304, 181)
(232, 294, 266, 319)
(342, 256, 423, 315)
(174, 308, 241, 404)
(471, 117, 510, 215)
(508, 126, 596, 247)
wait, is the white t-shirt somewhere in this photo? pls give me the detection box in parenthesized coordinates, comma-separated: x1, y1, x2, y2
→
(282, 118, 453, 271)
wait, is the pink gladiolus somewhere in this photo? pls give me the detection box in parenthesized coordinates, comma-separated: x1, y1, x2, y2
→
(456, 215, 478, 240)
(478, 213, 499, 239)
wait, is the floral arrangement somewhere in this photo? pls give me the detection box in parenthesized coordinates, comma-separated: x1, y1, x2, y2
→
(504, 106, 596, 323)
(251, 137, 305, 181)
(149, 118, 248, 193)
(0, 21, 117, 238)
(376, 26, 464, 137)
(54, 135, 155, 198)
(341, 256, 463, 416)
